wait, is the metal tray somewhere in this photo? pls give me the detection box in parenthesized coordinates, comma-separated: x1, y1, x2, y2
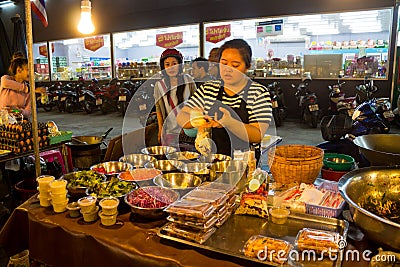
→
(158, 212, 349, 266)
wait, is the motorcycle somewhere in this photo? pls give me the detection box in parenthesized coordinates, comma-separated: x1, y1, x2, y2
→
(132, 81, 156, 127)
(355, 77, 394, 131)
(45, 81, 63, 112)
(327, 76, 357, 117)
(64, 78, 86, 113)
(292, 75, 320, 128)
(118, 77, 141, 116)
(97, 78, 121, 114)
(267, 81, 286, 127)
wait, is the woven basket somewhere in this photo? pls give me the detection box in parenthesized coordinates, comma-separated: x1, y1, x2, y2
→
(267, 145, 324, 184)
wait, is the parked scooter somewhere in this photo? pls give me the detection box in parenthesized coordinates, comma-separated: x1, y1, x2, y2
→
(44, 81, 63, 112)
(327, 76, 357, 117)
(118, 77, 141, 116)
(355, 77, 394, 131)
(131, 81, 156, 127)
(64, 77, 88, 113)
(97, 78, 121, 114)
(292, 74, 320, 128)
(267, 81, 286, 127)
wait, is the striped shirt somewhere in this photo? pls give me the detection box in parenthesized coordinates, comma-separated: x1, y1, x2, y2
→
(186, 79, 272, 124)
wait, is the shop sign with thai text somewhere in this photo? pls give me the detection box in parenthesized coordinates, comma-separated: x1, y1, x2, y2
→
(156, 32, 183, 48)
(206, 25, 231, 44)
(39, 43, 54, 57)
(84, 36, 105, 52)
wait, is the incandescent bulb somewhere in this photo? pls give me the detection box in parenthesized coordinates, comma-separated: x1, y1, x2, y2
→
(77, 0, 94, 34)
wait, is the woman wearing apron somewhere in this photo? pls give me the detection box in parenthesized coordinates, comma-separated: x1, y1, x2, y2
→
(177, 39, 272, 163)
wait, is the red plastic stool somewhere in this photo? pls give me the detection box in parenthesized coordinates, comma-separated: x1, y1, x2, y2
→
(39, 149, 66, 174)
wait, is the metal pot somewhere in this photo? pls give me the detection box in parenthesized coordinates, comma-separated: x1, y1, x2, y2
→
(353, 134, 400, 166)
(66, 128, 113, 150)
(339, 166, 400, 251)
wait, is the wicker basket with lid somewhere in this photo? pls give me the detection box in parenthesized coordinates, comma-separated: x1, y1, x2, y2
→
(267, 145, 324, 184)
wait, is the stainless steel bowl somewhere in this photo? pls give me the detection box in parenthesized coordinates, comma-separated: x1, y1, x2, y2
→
(182, 162, 211, 181)
(198, 154, 231, 163)
(353, 134, 400, 166)
(339, 166, 400, 250)
(124, 186, 179, 220)
(153, 173, 202, 196)
(119, 154, 156, 168)
(145, 160, 184, 173)
(90, 161, 133, 176)
(141, 146, 177, 160)
(166, 151, 200, 162)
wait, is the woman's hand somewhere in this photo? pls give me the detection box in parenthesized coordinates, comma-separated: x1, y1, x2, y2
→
(204, 107, 234, 128)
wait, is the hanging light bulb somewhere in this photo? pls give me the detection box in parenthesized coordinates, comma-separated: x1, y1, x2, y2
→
(77, 0, 95, 34)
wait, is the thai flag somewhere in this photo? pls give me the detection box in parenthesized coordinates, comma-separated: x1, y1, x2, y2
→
(31, 0, 48, 27)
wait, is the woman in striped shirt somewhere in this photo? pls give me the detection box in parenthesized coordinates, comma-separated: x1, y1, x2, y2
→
(177, 39, 272, 161)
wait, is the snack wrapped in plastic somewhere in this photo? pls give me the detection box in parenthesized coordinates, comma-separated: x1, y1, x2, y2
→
(198, 182, 237, 198)
(183, 189, 228, 209)
(167, 214, 218, 231)
(47, 120, 60, 136)
(243, 235, 292, 264)
(164, 199, 216, 221)
(295, 228, 341, 255)
(161, 222, 216, 244)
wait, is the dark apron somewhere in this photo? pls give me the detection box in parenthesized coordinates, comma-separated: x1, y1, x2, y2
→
(211, 80, 261, 162)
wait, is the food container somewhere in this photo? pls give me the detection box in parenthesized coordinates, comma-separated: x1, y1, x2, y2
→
(295, 228, 341, 255)
(153, 173, 202, 197)
(52, 198, 69, 213)
(339, 166, 400, 251)
(198, 154, 231, 163)
(38, 194, 52, 207)
(119, 154, 156, 168)
(323, 153, 355, 171)
(124, 186, 179, 220)
(141, 146, 177, 160)
(77, 196, 97, 214)
(243, 235, 292, 264)
(99, 197, 119, 215)
(160, 222, 216, 244)
(164, 199, 216, 222)
(50, 192, 68, 203)
(61, 170, 105, 200)
(49, 179, 67, 194)
(99, 210, 118, 226)
(269, 206, 290, 224)
(118, 168, 162, 187)
(66, 202, 81, 218)
(182, 163, 210, 181)
(81, 206, 99, 222)
(36, 175, 55, 191)
(145, 160, 184, 173)
(166, 215, 218, 231)
(306, 180, 346, 218)
(166, 151, 200, 162)
(90, 161, 133, 176)
(183, 189, 228, 209)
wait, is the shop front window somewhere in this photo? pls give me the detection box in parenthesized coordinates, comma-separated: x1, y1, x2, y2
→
(48, 34, 111, 81)
(204, 8, 392, 79)
(113, 24, 199, 80)
(32, 42, 50, 82)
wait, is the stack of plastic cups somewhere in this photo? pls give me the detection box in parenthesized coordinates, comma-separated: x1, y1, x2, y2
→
(49, 179, 69, 213)
(78, 196, 98, 222)
(98, 197, 119, 226)
(36, 175, 55, 207)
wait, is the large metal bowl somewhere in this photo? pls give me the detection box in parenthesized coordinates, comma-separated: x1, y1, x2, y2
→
(141, 146, 177, 160)
(145, 160, 184, 173)
(181, 162, 211, 181)
(166, 151, 200, 162)
(124, 186, 179, 220)
(153, 173, 202, 197)
(198, 154, 231, 163)
(353, 134, 400, 166)
(119, 154, 156, 168)
(338, 166, 400, 251)
(90, 161, 133, 176)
